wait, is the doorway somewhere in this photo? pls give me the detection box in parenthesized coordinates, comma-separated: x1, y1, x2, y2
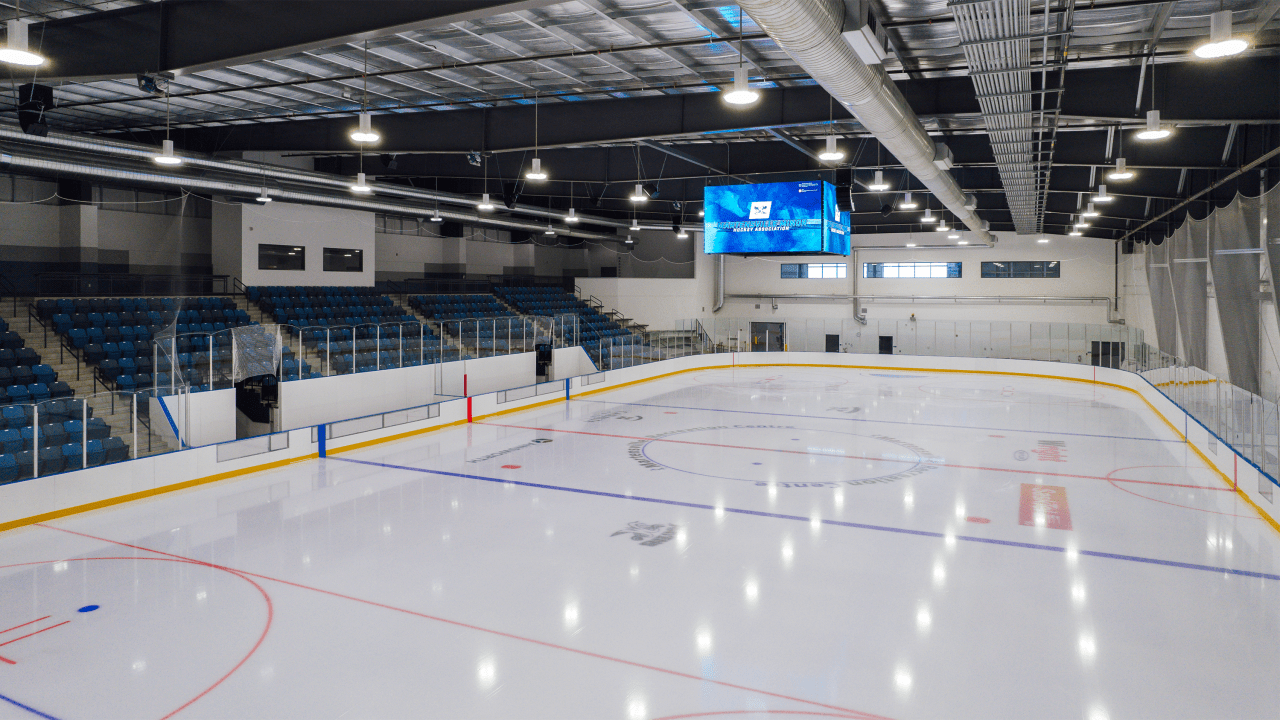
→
(825, 334, 840, 353)
(1090, 341, 1124, 369)
(879, 336, 894, 355)
(751, 322, 785, 352)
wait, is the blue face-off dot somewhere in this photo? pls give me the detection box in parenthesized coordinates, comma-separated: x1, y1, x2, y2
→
(77, 605, 99, 613)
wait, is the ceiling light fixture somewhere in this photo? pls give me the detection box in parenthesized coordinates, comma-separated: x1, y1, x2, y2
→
(1136, 109, 1171, 141)
(544, 224, 556, 236)
(723, 9, 759, 106)
(936, 215, 950, 232)
(430, 177, 442, 221)
(565, 207, 578, 223)
(0, 13, 44, 67)
(1194, 10, 1248, 59)
(350, 172, 372, 193)
(922, 208, 936, 223)
(630, 183, 648, 203)
(153, 86, 183, 165)
(349, 42, 380, 144)
(350, 113, 380, 144)
(819, 135, 845, 162)
(255, 188, 272, 203)
(956, 239, 967, 244)
(868, 169, 890, 191)
(1082, 203, 1100, 218)
(676, 228, 689, 239)
(1108, 157, 1134, 181)
(630, 218, 640, 231)
(478, 192, 494, 211)
(899, 192, 918, 210)
(1074, 218, 1090, 228)
(526, 93, 548, 180)
(1037, 238, 1051, 244)
(1069, 230, 1083, 236)
(154, 138, 182, 166)
(1093, 184, 1113, 202)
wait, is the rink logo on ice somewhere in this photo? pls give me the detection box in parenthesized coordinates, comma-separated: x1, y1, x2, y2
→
(749, 201, 772, 219)
(1032, 440, 1067, 462)
(585, 408, 644, 422)
(468, 438, 553, 463)
(1018, 483, 1072, 530)
(611, 521, 678, 547)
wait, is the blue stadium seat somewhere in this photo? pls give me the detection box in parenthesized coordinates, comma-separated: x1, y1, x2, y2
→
(102, 436, 127, 463)
(61, 443, 83, 472)
(0, 453, 16, 484)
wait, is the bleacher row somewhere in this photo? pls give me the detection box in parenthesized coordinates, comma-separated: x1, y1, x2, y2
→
(493, 286, 635, 345)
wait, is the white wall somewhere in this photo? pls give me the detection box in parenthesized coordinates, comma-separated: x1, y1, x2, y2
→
(279, 363, 441, 430)
(99, 207, 212, 273)
(151, 389, 236, 448)
(222, 201, 376, 286)
(552, 346, 597, 379)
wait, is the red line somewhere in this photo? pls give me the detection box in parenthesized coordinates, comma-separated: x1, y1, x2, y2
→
(0, 621, 70, 648)
(480, 422, 1232, 492)
(0, 654, 14, 665)
(0, 616, 50, 635)
(38, 524, 891, 720)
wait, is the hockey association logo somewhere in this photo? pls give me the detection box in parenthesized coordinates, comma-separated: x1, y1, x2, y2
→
(611, 521, 677, 547)
(748, 201, 772, 219)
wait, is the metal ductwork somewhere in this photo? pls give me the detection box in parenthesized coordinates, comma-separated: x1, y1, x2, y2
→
(951, 0, 1073, 234)
(737, 0, 992, 242)
(0, 122, 629, 235)
(0, 151, 621, 242)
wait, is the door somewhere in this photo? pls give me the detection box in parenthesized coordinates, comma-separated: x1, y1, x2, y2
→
(1091, 340, 1123, 369)
(825, 334, 840, 353)
(879, 336, 894, 355)
(751, 322, 784, 352)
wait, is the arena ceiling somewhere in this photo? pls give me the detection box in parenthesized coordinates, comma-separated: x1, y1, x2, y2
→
(2, 0, 1278, 239)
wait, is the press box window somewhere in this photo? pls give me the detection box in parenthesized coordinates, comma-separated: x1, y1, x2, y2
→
(258, 244, 305, 271)
(981, 261, 1060, 278)
(863, 262, 961, 278)
(323, 248, 364, 272)
(781, 263, 846, 279)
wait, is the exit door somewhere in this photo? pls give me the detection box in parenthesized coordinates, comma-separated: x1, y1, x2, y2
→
(879, 336, 894, 355)
(751, 322, 784, 352)
(825, 334, 840, 353)
(1090, 341, 1124, 369)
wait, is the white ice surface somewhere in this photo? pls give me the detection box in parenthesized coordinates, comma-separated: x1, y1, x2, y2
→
(0, 366, 1277, 720)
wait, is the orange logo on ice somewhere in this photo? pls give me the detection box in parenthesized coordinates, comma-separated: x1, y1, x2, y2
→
(1019, 483, 1072, 530)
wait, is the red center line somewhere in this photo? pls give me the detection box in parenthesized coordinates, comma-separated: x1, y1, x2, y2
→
(0, 621, 70, 649)
(37, 524, 892, 720)
(479, 422, 1230, 492)
(0, 616, 50, 636)
(0, 654, 14, 665)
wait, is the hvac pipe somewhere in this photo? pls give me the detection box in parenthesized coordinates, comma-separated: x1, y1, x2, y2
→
(0, 123, 632, 230)
(736, 0, 993, 242)
(0, 151, 622, 242)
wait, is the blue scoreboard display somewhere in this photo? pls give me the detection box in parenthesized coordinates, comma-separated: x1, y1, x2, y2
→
(703, 180, 849, 255)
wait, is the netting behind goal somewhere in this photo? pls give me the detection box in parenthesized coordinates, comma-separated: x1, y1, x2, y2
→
(231, 325, 280, 382)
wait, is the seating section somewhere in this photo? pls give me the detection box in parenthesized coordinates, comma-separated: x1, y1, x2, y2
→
(409, 295, 548, 356)
(249, 286, 416, 328)
(0, 337, 128, 485)
(493, 287, 637, 346)
(38, 296, 259, 392)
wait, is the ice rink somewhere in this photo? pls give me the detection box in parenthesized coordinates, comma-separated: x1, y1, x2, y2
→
(1, 365, 1278, 720)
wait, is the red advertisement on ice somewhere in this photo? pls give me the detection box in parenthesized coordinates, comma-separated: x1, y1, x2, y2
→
(1019, 483, 1073, 530)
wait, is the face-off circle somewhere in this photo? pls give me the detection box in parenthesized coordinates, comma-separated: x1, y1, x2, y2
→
(635, 425, 937, 487)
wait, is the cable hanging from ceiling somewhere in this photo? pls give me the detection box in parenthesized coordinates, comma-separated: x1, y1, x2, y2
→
(351, 41, 380, 144)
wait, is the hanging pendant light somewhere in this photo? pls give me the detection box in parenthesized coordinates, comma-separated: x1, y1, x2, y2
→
(630, 184, 648, 203)
(1069, 229, 1083, 236)
(154, 138, 183, 166)
(255, 187, 272, 203)
(350, 113, 379, 144)
(1107, 157, 1134, 181)
(899, 192, 917, 210)
(477, 192, 494, 211)
(868, 170, 890, 191)
(1136, 110, 1171, 140)
(1082, 202, 1100, 218)
(0, 16, 43, 67)
(526, 157, 547, 181)
(922, 207, 936, 223)
(1074, 216, 1091, 228)
(1093, 184, 1113, 203)
(350, 42, 380, 144)
(936, 216, 950, 232)
(544, 224, 556, 236)
(350, 172, 372, 193)
(1195, 10, 1248, 59)
(565, 207, 579, 224)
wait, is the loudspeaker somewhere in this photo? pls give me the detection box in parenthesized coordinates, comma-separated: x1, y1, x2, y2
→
(379, 153, 398, 170)
(18, 83, 51, 137)
(502, 182, 520, 209)
(1121, 239, 1135, 255)
(880, 204, 893, 217)
(835, 185, 853, 212)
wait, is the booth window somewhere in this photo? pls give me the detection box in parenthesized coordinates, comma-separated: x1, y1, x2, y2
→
(781, 263, 846, 279)
(863, 262, 961, 278)
(258, 244, 305, 271)
(981, 261, 1060, 278)
(324, 248, 364, 272)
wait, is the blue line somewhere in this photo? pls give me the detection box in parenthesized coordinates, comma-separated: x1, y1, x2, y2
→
(329, 457, 1280, 582)
(572, 398, 1181, 444)
(0, 692, 63, 720)
(157, 395, 183, 448)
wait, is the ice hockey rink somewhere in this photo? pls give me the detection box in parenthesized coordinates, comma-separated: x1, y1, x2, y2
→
(0, 365, 1277, 720)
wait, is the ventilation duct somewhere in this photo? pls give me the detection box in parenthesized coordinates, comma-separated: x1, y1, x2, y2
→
(737, 0, 992, 242)
(951, 0, 1072, 234)
(0, 151, 622, 242)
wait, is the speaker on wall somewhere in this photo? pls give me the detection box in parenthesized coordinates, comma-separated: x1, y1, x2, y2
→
(18, 83, 52, 137)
